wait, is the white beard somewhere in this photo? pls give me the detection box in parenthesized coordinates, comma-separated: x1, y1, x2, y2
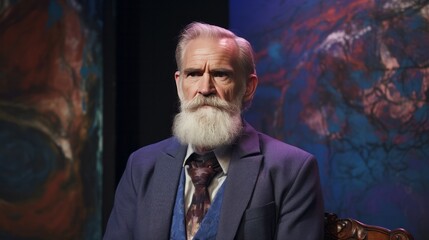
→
(172, 95, 243, 150)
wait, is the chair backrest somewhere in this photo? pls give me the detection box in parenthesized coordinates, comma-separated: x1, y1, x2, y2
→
(324, 212, 414, 240)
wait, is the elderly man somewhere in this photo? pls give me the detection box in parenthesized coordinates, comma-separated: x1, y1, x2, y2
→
(104, 22, 324, 240)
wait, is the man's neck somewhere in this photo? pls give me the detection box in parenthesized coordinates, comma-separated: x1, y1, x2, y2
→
(193, 146, 214, 154)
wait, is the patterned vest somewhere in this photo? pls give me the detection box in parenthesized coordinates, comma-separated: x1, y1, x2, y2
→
(170, 169, 226, 240)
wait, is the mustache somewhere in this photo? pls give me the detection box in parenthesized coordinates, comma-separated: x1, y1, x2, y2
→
(181, 95, 239, 113)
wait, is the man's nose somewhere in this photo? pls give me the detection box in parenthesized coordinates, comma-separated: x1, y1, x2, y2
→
(197, 73, 216, 96)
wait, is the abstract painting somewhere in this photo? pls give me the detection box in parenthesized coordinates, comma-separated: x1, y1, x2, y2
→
(230, 0, 429, 239)
(0, 0, 102, 239)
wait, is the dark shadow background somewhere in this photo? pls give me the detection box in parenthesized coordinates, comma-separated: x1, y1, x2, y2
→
(103, 0, 229, 231)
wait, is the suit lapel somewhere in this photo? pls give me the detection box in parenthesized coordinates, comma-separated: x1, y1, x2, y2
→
(216, 123, 263, 240)
(146, 139, 187, 239)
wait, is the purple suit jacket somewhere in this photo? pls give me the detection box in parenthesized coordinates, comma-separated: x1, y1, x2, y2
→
(104, 123, 324, 240)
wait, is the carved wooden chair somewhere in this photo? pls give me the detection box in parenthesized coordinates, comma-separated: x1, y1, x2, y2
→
(324, 212, 414, 240)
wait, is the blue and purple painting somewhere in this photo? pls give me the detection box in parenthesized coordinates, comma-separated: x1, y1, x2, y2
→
(231, 0, 429, 239)
(0, 0, 102, 239)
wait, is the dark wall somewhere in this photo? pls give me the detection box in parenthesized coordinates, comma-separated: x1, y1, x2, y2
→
(116, 1, 229, 183)
(103, 0, 229, 230)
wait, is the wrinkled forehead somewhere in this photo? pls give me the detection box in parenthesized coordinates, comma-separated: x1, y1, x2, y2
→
(181, 37, 239, 66)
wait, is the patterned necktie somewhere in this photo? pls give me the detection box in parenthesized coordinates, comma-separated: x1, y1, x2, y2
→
(185, 151, 222, 240)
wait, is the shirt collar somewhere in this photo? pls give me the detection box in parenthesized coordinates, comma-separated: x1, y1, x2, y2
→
(183, 144, 231, 174)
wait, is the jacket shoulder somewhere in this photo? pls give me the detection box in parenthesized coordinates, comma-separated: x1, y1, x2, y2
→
(124, 137, 183, 170)
(132, 137, 179, 156)
(257, 131, 314, 160)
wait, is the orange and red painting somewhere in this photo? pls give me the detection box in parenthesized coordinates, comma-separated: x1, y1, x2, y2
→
(0, 0, 102, 239)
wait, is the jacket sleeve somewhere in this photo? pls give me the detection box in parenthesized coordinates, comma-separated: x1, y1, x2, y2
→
(103, 153, 138, 240)
(275, 155, 325, 240)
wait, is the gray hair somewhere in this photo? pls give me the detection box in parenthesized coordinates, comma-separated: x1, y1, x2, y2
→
(175, 22, 256, 77)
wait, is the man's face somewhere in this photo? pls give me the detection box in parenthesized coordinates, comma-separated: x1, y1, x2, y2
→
(175, 37, 244, 107)
(172, 36, 259, 149)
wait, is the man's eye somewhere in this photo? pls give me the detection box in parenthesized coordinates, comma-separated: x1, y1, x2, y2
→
(212, 71, 229, 80)
(187, 72, 201, 77)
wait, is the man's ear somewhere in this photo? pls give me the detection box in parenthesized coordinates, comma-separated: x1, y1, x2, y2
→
(174, 71, 180, 86)
(243, 74, 258, 103)
(174, 71, 183, 100)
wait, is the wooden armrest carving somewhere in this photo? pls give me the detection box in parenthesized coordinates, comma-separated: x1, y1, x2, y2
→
(324, 213, 414, 240)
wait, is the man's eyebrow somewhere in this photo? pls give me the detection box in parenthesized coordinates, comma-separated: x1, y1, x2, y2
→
(182, 67, 234, 75)
(183, 68, 202, 74)
(209, 68, 234, 73)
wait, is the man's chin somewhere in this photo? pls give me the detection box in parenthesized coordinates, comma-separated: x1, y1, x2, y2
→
(195, 104, 218, 110)
(187, 105, 220, 115)
(172, 107, 243, 149)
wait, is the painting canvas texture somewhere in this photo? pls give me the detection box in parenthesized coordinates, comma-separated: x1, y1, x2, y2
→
(230, 0, 429, 239)
(0, 0, 102, 239)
